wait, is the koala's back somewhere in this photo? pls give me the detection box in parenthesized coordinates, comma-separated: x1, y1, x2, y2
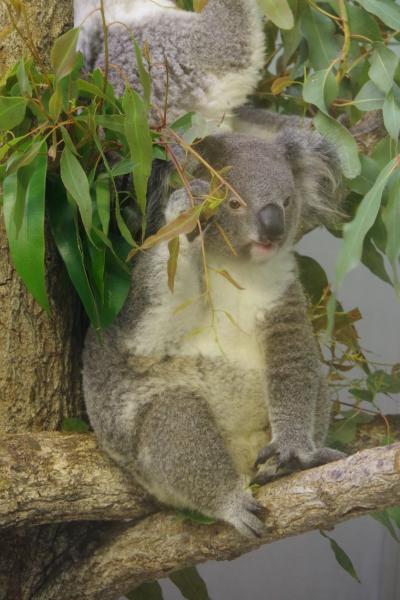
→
(83, 242, 296, 476)
(83, 1, 264, 124)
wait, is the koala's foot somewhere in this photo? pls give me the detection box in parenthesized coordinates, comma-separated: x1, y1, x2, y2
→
(252, 441, 346, 486)
(223, 491, 265, 538)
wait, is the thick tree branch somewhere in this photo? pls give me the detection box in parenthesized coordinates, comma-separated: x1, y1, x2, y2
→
(32, 441, 400, 600)
(2, 417, 399, 531)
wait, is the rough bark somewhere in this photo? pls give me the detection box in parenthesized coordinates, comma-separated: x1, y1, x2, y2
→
(0, 1, 81, 434)
(25, 442, 400, 600)
(1, 416, 399, 531)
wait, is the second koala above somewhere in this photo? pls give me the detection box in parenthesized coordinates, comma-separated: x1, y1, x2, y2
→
(74, 0, 265, 126)
(83, 128, 345, 537)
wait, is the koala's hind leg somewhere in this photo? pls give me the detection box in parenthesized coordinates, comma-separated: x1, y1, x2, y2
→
(135, 389, 265, 538)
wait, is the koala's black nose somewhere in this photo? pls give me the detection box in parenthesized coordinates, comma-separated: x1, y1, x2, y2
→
(258, 204, 285, 241)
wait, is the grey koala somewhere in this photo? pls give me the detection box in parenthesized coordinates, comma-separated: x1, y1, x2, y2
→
(74, 0, 265, 126)
(83, 129, 345, 537)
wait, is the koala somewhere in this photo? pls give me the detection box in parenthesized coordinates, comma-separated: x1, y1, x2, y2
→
(82, 129, 345, 537)
(74, 0, 266, 126)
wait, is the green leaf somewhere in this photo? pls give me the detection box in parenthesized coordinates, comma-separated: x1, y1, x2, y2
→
(123, 87, 153, 215)
(347, 155, 380, 196)
(2, 143, 49, 310)
(320, 531, 361, 583)
(346, 5, 382, 42)
(60, 147, 93, 239)
(257, 0, 294, 29)
(16, 60, 32, 96)
(169, 568, 210, 600)
(353, 81, 385, 111)
(314, 112, 361, 179)
(300, 7, 341, 70)
(387, 507, 400, 529)
(95, 178, 111, 235)
(0, 96, 27, 130)
(371, 510, 400, 542)
(77, 79, 119, 108)
(369, 44, 398, 94)
(61, 417, 90, 433)
(383, 172, 400, 290)
(303, 69, 338, 115)
(296, 253, 329, 304)
(48, 82, 63, 121)
(383, 89, 400, 141)
(48, 186, 100, 327)
(111, 158, 136, 177)
(328, 417, 357, 445)
(362, 233, 392, 285)
(60, 125, 78, 155)
(126, 581, 164, 600)
(335, 158, 397, 290)
(133, 38, 151, 107)
(95, 114, 125, 135)
(51, 28, 80, 81)
(356, 0, 400, 31)
(6, 140, 43, 174)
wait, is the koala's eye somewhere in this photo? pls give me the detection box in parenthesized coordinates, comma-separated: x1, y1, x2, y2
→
(229, 199, 242, 210)
(283, 196, 291, 208)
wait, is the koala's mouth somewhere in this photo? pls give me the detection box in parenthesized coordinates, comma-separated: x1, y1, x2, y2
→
(248, 240, 280, 261)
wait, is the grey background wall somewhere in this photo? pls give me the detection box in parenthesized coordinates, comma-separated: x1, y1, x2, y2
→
(157, 228, 400, 600)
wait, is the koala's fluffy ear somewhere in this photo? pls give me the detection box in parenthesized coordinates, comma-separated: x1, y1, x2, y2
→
(276, 128, 343, 232)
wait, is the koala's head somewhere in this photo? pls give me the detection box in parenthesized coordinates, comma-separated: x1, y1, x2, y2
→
(189, 130, 341, 262)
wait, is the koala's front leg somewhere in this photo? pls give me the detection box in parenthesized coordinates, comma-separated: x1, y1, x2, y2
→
(253, 281, 344, 485)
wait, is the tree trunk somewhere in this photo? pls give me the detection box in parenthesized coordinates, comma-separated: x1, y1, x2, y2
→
(0, 3, 89, 598)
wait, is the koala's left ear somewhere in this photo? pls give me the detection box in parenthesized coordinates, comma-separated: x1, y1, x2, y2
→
(276, 128, 343, 232)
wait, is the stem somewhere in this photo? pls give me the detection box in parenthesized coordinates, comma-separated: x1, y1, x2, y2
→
(337, 0, 351, 82)
(99, 0, 109, 101)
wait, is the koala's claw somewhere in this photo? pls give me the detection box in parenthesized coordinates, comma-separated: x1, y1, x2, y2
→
(253, 442, 346, 486)
(226, 493, 265, 538)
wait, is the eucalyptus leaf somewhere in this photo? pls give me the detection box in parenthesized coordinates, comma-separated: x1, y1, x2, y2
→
(300, 7, 341, 70)
(169, 567, 210, 600)
(314, 112, 361, 179)
(123, 87, 153, 215)
(356, 0, 400, 31)
(2, 143, 49, 310)
(320, 531, 361, 583)
(126, 581, 164, 600)
(335, 158, 397, 290)
(369, 44, 398, 94)
(383, 89, 400, 141)
(383, 172, 400, 290)
(303, 69, 338, 115)
(257, 0, 294, 30)
(60, 147, 93, 239)
(353, 81, 385, 112)
(48, 185, 100, 327)
(0, 96, 27, 130)
(51, 28, 80, 81)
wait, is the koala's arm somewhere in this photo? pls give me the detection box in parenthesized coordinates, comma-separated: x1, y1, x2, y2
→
(231, 106, 313, 139)
(253, 280, 344, 484)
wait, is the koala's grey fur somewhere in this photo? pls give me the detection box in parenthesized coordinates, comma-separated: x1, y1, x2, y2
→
(83, 130, 344, 537)
(74, 0, 265, 126)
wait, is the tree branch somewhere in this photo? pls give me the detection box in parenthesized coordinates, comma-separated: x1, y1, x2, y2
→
(32, 441, 400, 600)
(0, 424, 400, 599)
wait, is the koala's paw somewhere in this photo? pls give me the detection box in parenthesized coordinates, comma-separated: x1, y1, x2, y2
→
(252, 440, 346, 486)
(224, 492, 266, 538)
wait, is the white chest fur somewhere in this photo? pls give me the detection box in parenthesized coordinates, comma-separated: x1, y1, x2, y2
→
(128, 245, 295, 367)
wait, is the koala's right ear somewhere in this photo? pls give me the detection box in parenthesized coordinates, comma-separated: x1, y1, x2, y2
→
(276, 128, 343, 231)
